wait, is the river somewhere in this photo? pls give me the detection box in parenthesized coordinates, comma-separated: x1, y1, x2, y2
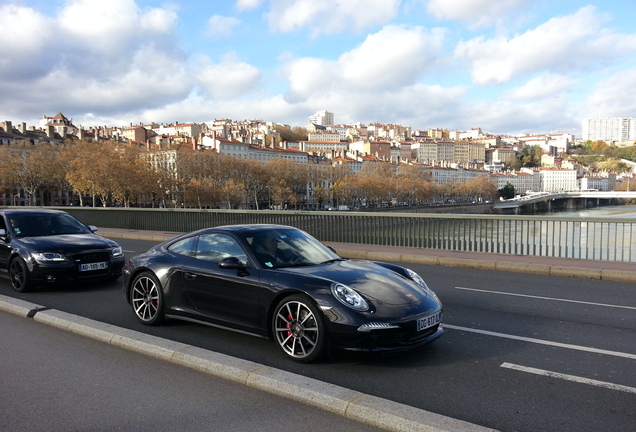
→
(546, 203, 636, 219)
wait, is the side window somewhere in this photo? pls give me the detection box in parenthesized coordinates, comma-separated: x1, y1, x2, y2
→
(196, 233, 247, 266)
(168, 236, 198, 257)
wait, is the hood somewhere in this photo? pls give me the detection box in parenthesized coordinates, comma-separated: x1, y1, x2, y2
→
(283, 259, 428, 305)
(15, 234, 117, 253)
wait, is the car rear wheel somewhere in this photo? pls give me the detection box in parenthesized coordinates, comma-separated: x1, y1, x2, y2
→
(130, 271, 164, 325)
(273, 295, 327, 363)
(9, 258, 32, 293)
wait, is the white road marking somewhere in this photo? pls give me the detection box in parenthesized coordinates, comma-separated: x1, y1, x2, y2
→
(444, 324, 636, 360)
(501, 362, 636, 394)
(452, 286, 636, 310)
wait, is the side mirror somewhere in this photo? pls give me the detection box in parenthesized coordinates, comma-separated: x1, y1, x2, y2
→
(219, 256, 246, 270)
(0, 228, 6, 238)
(88, 225, 98, 233)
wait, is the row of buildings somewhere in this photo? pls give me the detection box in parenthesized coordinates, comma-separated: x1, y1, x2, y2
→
(0, 113, 633, 199)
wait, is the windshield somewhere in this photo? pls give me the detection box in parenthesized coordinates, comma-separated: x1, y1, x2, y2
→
(246, 228, 340, 269)
(8, 213, 91, 237)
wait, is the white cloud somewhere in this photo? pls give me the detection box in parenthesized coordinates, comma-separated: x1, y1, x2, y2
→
(282, 24, 446, 103)
(583, 68, 636, 118)
(455, 6, 612, 85)
(339, 25, 446, 90)
(196, 54, 262, 100)
(205, 14, 241, 40)
(0, 0, 187, 122)
(283, 57, 336, 103)
(236, 0, 263, 11)
(57, 0, 177, 54)
(0, 5, 55, 80)
(427, 0, 529, 29)
(266, 0, 400, 36)
(511, 74, 577, 100)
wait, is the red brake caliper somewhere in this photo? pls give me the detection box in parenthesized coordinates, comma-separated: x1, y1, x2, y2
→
(287, 314, 293, 340)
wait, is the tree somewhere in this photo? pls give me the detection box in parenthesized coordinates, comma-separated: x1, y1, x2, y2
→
(518, 145, 544, 167)
(463, 175, 499, 202)
(274, 125, 308, 142)
(499, 182, 516, 199)
(0, 140, 67, 205)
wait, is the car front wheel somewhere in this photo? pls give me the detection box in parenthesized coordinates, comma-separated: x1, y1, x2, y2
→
(130, 272, 164, 325)
(10, 258, 32, 293)
(273, 295, 327, 363)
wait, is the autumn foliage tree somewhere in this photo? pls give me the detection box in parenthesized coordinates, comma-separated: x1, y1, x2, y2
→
(0, 140, 67, 205)
(1, 137, 506, 210)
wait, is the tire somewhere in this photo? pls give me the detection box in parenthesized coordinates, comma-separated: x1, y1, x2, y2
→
(9, 258, 32, 293)
(272, 295, 327, 363)
(130, 271, 164, 325)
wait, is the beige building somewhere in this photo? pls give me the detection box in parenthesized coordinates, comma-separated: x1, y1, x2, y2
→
(486, 148, 517, 165)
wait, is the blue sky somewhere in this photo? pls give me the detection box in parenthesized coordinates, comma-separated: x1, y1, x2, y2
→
(1, 0, 636, 137)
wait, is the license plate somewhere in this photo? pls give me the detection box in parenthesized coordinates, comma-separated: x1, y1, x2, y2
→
(79, 262, 108, 271)
(417, 311, 442, 331)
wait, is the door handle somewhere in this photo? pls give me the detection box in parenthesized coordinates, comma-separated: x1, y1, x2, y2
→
(184, 272, 197, 280)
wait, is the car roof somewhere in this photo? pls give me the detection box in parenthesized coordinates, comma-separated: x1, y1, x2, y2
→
(169, 224, 298, 240)
(213, 224, 295, 233)
(0, 209, 68, 216)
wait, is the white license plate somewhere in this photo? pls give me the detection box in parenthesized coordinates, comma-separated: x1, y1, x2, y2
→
(79, 262, 108, 272)
(417, 311, 442, 331)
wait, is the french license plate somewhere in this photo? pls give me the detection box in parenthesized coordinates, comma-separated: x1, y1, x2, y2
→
(79, 262, 108, 272)
(417, 311, 442, 331)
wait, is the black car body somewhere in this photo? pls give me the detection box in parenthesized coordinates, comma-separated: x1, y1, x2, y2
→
(122, 224, 443, 362)
(0, 209, 125, 292)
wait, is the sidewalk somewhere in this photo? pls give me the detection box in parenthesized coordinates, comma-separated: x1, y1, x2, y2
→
(98, 228, 636, 283)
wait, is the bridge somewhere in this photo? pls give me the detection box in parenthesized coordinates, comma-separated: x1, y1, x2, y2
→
(494, 191, 636, 213)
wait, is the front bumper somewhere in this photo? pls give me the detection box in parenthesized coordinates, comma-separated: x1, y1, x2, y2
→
(324, 306, 444, 353)
(29, 257, 125, 285)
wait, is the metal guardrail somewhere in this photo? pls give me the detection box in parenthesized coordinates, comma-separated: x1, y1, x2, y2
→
(52, 207, 636, 263)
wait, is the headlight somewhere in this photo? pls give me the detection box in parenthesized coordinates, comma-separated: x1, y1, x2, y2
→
(331, 284, 369, 311)
(32, 252, 67, 263)
(111, 246, 123, 257)
(406, 268, 428, 289)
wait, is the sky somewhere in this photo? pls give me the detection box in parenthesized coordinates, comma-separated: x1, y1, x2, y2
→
(1, 0, 636, 137)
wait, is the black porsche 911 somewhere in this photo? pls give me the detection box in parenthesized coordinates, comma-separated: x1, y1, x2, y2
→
(0, 209, 125, 292)
(122, 224, 443, 362)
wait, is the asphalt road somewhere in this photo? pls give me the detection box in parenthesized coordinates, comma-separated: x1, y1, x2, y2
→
(1, 237, 635, 432)
(0, 310, 384, 432)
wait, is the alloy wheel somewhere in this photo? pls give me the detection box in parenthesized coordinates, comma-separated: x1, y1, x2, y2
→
(273, 296, 326, 362)
(131, 273, 163, 325)
(9, 258, 31, 293)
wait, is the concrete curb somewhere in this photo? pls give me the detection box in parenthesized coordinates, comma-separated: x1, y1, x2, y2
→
(0, 295, 496, 432)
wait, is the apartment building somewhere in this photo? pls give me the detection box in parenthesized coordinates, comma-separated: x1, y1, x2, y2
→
(411, 140, 456, 164)
(426, 166, 489, 184)
(537, 167, 578, 192)
(308, 110, 334, 127)
(486, 148, 517, 165)
(151, 122, 202, 138)
(38, 112, 79, 137)
(579, 174, 616, 191)
(455, 141, 486, 163)
(582, 117, 636, 142)
(349, 140, 392, 161)
(200, 134, 308, 163)
(489, 172, 534, 192)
